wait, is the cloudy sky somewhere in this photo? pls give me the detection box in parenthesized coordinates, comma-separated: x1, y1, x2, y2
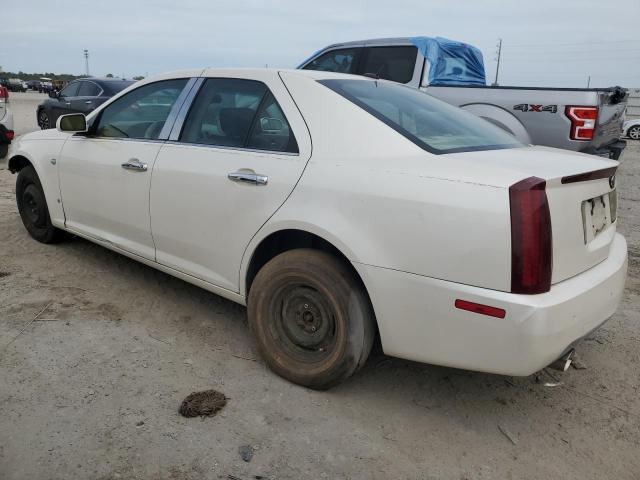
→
(2, 0, 639, 87)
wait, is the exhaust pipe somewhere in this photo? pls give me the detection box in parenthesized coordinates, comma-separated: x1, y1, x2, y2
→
(549, 349, 575, 372)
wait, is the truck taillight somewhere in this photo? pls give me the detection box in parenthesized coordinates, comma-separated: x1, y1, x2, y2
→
(565, 106, 598, 141)
(509, 177, 552, 294)
(0, 86, 8, 101)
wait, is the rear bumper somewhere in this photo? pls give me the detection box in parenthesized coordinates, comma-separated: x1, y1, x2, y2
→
(582, 139, 626, 160)
(354, 233, 627, 376)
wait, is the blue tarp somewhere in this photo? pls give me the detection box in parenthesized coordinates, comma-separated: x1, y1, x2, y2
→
(410, 36, 486, 86)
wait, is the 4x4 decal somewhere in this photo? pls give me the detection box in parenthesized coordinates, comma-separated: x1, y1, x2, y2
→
(514, 104, 558, 113)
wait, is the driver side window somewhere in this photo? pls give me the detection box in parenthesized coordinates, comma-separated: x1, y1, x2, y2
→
(95, 79, 188, 140)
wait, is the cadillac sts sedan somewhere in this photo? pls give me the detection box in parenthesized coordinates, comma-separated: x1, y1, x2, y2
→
(4, 69, 627, 389)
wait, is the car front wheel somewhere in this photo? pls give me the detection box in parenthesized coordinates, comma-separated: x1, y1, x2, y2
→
(248, 248, 376, 390)
(629, 125, 640, 140)
(16, 166, 65, 244)
(38, 110, 51, 130)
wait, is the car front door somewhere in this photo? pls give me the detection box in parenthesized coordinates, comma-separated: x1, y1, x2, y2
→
(51, 81, 80, 122)
(57, 78, 191, 260)
(150, 74, 312, 292)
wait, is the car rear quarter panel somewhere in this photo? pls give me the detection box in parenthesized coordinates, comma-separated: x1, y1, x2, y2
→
(258, 73, 512, 293)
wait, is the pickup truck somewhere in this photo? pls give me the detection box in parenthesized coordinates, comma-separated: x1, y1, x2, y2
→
(298, 37, 628, 159)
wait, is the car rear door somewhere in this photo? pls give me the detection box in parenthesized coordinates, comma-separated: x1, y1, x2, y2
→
(149, 72, 312, 292)
(58, 78, 193, 260)
(71, 80, 103, 114)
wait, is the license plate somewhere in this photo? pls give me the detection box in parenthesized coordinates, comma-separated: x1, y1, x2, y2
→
(582, 191, 615, 243)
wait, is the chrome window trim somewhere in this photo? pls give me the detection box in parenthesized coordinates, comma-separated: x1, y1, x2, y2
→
(164, 139, 299, 157)
(167, 78, 205, 141)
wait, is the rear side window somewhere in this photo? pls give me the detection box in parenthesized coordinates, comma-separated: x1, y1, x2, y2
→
(78, 81, 101, 97)
(320, 79, 522, 154)
(303, 48, 361, 74)
(359, 46, 417, 84)
(180, 78, 298, 153)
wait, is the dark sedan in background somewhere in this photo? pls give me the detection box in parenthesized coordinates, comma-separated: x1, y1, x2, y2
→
(37, 77, 134, 129)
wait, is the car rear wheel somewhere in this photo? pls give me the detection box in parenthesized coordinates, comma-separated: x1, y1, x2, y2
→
(16, 166, 66, 244)
(629, 125, 640, 140)
(38, 110, 50, 130)
(248, 249, 375, 390)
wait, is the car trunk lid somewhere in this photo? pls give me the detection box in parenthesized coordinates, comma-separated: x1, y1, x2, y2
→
(443, 146, 619, 287)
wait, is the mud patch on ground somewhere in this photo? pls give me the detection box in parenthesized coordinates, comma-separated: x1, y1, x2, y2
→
(0, 271, 10, 278)
(179, 389, 227, 418)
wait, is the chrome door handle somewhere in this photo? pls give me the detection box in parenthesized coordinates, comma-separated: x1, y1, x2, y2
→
(65, 102, 71, 106)
(228, 171, 268, 185)
(121, 159, 148, 172)
(85, 100, 92, 105)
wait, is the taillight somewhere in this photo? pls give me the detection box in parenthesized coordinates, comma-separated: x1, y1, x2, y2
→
(565, 106, 598, 141)
(509, 177, 552, 294)
(6, 130, 14, 141)
(0, 86, 8, 101)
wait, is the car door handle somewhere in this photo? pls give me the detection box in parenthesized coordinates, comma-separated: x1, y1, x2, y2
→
(85, 100, 92, 105)
(65, 102, 71, 106)
(228, 171, 268, 185)
(121, 159, 148, 172)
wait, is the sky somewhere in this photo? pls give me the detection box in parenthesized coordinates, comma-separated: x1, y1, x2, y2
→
(2, 0, 639, 88)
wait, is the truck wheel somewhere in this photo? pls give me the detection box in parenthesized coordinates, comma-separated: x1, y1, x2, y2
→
(16, 166, 66, 244)
(38, 110, 50, 130)
(248, 249, 375, 390)
(629, 125, 640, 140)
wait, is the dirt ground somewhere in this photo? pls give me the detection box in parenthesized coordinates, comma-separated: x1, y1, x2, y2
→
(1, 92, 639, 480)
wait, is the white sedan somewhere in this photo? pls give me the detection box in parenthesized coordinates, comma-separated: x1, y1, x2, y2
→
(622, 119, 640, 140)
(4, 69, 627, 389)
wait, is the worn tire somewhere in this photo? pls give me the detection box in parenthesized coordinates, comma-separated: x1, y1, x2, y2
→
(248, 249, 375, 390)
(16, 166, 65, 244)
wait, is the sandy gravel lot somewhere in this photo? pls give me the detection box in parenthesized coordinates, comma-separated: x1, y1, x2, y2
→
(0, 93, 639, 480)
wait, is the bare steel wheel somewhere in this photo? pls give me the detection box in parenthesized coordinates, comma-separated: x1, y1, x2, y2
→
(38, 110, 50, 130)
(629, 125, 640, 140)
(16, 166, 65, 243)
(248, 249, 375, 389)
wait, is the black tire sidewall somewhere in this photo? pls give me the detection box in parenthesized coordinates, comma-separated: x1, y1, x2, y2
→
(16, 166, 61, 243)
(248, 249, 375, 389)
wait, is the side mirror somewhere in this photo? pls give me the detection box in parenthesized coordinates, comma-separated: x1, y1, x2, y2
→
(57, 113, 87, 133)
(48, 90, 59, 99)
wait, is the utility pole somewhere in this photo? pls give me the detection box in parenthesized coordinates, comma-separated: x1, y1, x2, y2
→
(493, 38, 502, 86)
(84, 49, 90, 76)
(587, 75, 591, 88)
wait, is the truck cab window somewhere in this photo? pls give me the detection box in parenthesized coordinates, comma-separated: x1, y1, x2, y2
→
(303, 48, 361, 74)
(359, 46, 418, 84)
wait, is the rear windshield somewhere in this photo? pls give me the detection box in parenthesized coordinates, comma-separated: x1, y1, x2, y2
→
(319, 79, 522, 154)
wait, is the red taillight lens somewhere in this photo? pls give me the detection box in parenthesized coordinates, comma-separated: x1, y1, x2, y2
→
(0, 86, 8, 100)
(509, 177, 552, 294)
(6, 130, 14, 141)
(565, 106, 598, 140)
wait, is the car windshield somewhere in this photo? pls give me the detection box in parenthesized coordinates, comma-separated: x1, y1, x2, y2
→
(319, 79, 522, 154)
